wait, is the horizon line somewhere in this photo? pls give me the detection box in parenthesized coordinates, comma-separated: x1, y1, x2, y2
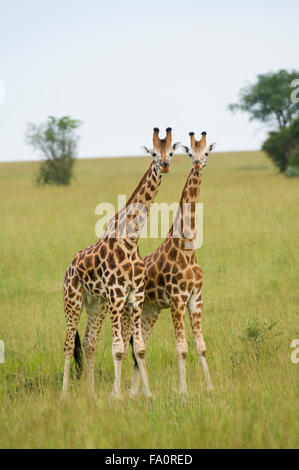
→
(0, 149, 262, 164)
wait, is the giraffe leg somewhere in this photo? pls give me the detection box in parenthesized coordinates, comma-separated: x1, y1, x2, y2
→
(129, 287, 152, 398)
(129, 302, 159, 397)
(83, 299, 107, 397)
(108, 290, 126, 399)
(121, 304, 139, 396)
(121, 303, 133, 359)
(188, 291, 214, 393)
(61, 277, 83, 399)
(170, 300, 188, 395)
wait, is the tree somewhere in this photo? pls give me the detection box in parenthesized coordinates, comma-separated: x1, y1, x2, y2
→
(229, 70, 299, 129)
(26, 116, 82, 185)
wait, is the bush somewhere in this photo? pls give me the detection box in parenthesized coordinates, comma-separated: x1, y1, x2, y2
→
(26, 116, 82, 186)
(285, 166, 299, 177)
(262, 116, 299, 175)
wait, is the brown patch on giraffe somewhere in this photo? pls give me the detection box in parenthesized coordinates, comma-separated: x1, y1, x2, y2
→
(85, 256, 93, 268)
(157, 254, 166, 271)
(107, 253, 116, 270)
(99, 245, 107, 259)
(115, 246, 125, 263)
(185, 268, 193, 279)
(73, 275, 79, 289)
(164, 240, 171, 253)
(118, 276, 126, 286)
(169, 248, 177, 261)
(97, 265, 103, 276)
(115, 287, 123, 298)
(172, 265, 179, 274)
(108, 273, 116, 286)
(166, 284, 173, 294)
(88, 269, 97, 282)
(147, 290, 156, 300)
(157, 273, 165, 287)
(123, 262, 132, 273)
(148, 265, 157, 278)
(146, 279, 155, 290)
(180, 281, 187, 291)
(177, 253, 187, 269)
(79, 262, 85, 271)
(68, 287, 76, 298)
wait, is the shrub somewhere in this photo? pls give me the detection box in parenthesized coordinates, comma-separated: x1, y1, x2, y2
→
(262, 116, 299, 175)
(26, 116, 82, 186)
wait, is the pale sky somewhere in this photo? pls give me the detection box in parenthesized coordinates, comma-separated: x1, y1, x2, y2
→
(0, 0, 298, 161)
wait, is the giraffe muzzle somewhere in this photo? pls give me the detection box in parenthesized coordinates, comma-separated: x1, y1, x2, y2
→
(160, 161, 170, 173)
(194, 160, 202, 170)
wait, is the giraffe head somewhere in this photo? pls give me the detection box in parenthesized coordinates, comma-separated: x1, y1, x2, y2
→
(143, 127, 179, 173)
(182, 131, 216, 170)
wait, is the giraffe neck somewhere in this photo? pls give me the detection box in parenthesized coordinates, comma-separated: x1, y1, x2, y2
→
(105, 162, 162, 244)
(167, 166, 203, 249)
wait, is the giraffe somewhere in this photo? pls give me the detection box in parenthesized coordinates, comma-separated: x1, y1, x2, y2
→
(62, 127, 179, 399)
(127, 131, 216, 396)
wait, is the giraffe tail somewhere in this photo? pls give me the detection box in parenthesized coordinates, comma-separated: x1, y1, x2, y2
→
(129, 335, 139, 370)
(74, 330, 84, 379)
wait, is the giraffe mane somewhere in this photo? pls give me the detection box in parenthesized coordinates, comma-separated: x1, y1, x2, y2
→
(111, 162, 153, 225)
(167, 167, 193, 237)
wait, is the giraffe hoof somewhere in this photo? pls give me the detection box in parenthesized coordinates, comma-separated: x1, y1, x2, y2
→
(129, 389, 140, 398)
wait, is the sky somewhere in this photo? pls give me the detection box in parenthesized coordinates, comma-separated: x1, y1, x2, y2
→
(0, 0, 298, 161)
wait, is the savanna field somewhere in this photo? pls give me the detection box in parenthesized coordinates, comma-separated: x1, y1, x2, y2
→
(0, 151, 298, 449)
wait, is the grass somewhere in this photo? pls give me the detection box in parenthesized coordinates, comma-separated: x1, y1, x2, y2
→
(0, 151, 298, 449)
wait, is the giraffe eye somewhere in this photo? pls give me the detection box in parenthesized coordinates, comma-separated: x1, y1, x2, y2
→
(169, 152, 173, 157)
(205, 153, 208, 157)
(152, 152, 157, 157)
(189, 154, 192, 158)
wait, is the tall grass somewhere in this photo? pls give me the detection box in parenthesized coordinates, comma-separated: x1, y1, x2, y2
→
(0, 152, 298, 448)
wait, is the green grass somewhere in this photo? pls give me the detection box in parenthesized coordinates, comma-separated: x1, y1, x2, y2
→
(0, 151, 298, 449)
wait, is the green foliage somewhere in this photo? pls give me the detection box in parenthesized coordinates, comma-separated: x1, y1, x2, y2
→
(229, 69, 299, 129)
(231, 319, 282, 375)
(262, 116, 299, 174)
(26, 116, 82, 186)
(244, 318, 282, 347)
(285, 166, 299, 177)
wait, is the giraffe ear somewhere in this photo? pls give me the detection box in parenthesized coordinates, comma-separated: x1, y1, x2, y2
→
(208, 142, 216, 152)
(180, 144, 190, 154)
(172, 142, 180, 151)
(141, 146, 157, 157)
